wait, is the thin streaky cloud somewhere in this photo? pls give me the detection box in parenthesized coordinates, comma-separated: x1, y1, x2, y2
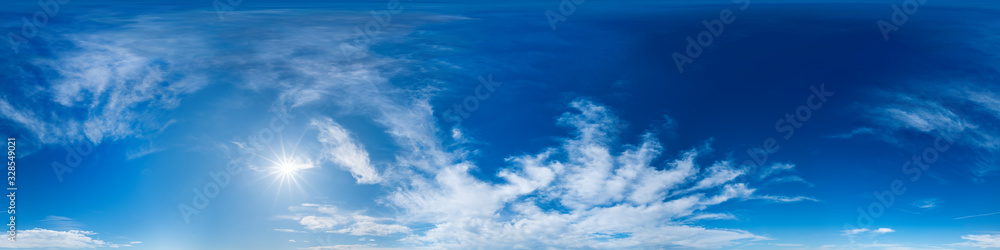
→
(955, 211, 1000, 220)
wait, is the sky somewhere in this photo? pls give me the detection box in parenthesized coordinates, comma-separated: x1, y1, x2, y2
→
(1, 0, 1000, 249)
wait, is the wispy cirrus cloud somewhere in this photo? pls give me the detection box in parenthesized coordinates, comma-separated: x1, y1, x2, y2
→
(0, 15, 210, 145)
(842, 84, 1000, 178)
(312, 117, 381, 184)
(954, 211, 1000, 220)
(39, 215, 83, 231)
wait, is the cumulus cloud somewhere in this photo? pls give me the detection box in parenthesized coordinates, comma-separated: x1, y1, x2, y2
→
(312, 117, 381, 184)
(300, 216, 343, 231)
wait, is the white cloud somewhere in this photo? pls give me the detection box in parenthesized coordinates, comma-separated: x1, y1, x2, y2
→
(767, 175, 815, 187)
(758, 163, 796, 179)
(843, 228, 871, 236)
(0, 98, 62, 143)
(859, 86, 1000, 177)
(40, 215, 83, 230)
(915, 198, 939, 209)
(842, 227, 895, 236)
(686, 161, 745, 192)
(830, 127, 875, 139)
(880, 107, 963, 134)
(821, 241, 962, 250)
(755, 195, 820, 203)
(954, 211, 1000, 220)
(178, 12, 815, 247)
(283, 204, 410, 237)
(0, 11, 438, 147)
(0, 228, 108, 248)
(955, 234, 1000, 248)
(686, 213, 737, 222)
(7, 28, 207, 144)
(773, 243, 805, 247)
(312, 117, 381, 184)
(0, 10, 831, 249)
(302, 243, 395, 250)
(333, 219, 411, 236)
(300, 216, 343, 231)
(276, 98, 814, 248)
(378, 99, 811, 248)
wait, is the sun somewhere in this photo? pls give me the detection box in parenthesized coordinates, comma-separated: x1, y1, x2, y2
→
(258, 139, 316, 197)
(267, 153, 314, 186)
(277, 162, 297, 174)
(274, 157, 309, 175)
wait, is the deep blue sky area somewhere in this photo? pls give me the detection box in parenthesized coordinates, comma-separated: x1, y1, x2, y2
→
(1, 0, 999, 249)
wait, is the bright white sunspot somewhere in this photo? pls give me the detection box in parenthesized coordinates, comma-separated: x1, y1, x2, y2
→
(261, 139, 317, 196)
(276, 156, 311, 175)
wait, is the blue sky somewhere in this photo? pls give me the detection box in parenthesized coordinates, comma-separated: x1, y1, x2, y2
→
(1, 0, 1000, 249)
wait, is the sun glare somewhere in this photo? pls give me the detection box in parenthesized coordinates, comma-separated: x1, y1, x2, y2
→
(259, 138, 316, 198)
(275, 158, 308, 175)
